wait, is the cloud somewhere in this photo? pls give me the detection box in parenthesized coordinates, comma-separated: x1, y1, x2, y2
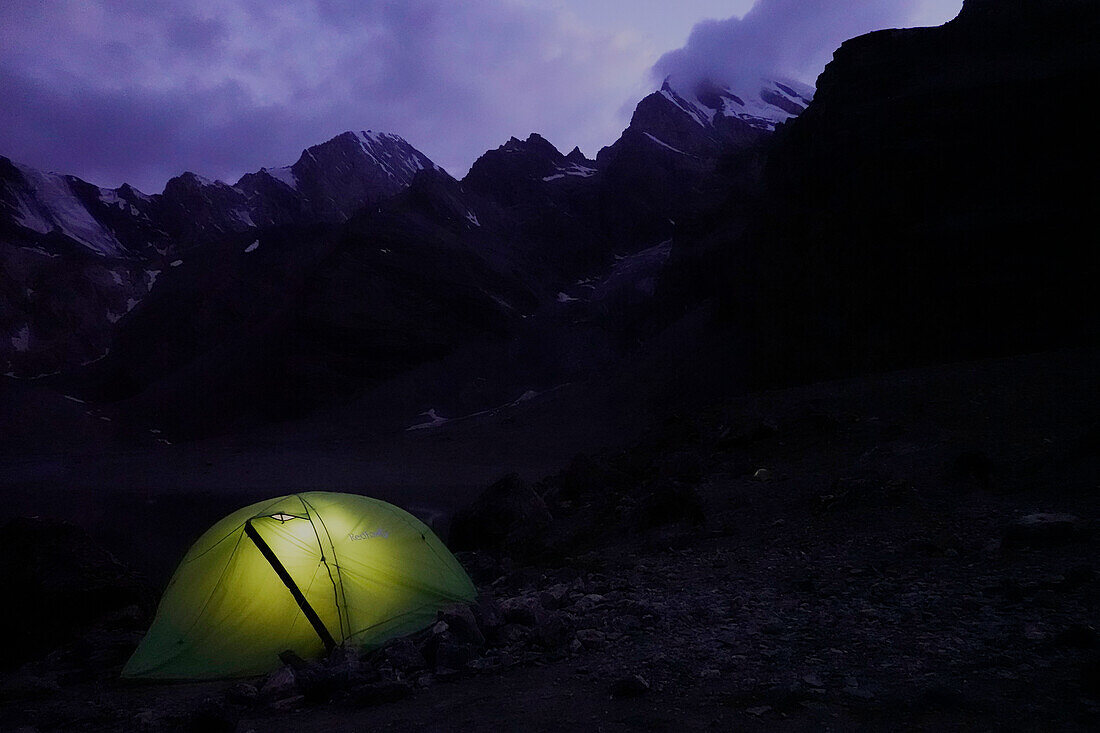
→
(652, 0, 963, 89)
(0, 0, 651, 191)
(0, 1, 965, 192)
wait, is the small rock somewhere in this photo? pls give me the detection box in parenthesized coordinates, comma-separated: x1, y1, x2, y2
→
(268, 694, 304, 712)
(1064, 565, 1097, 589)
(610, 674, 650, 699)
(346, 680, 412, 707)
(575, 629, 607, 648)
(434, 638, 475, 671)
(379, 637, 426, 673)
(612, 614, 643, 635)
(437, 666, 467, 681)
(532, 613, 574, 650)
(1003, 513, 1085, 549)
(539, 584, 571, 610)
(493, 623, 531, 647)
(753, 468, 774, 482)
(745, 705, 772, 716)
(183, 698, 239, 731)
(1055, 625, 1098, 649)
(575, 593, 607, 611)
(278, 649, 309, 669)
(468, 656, 503, 673)
(843, 686, 875, 701)
(438, 604, 486, 647)
(762, 621, 784, 636)
(103, 604, 145, 629)
(802, 673, 824, 688)
(499, 595, 548, 626)
(259, 666, 297, 699)
(0, 670, 61, 699)
(473, 595, 505, 631)
(226, 682, 259, 704)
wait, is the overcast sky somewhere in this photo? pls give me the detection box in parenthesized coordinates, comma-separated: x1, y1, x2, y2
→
(0, 0, 962, 192)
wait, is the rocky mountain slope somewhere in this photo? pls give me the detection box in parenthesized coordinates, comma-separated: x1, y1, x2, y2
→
(2, 69, 785, 437)
(0, 130, 443, 378)
(3, 0, 1098, 446)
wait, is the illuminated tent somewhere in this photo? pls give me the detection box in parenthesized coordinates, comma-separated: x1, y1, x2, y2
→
(123, 492, 476, 679)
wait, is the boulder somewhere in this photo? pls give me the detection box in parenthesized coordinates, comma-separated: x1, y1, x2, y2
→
(259, 665, 297, 700)
(531, 613, 574, 651)
(472, 595, 505, 632)
(492, 624, 531, 647)
(438, 604, 486, 647)
(1003, 514, 1086, 549)
(434, 638, 476, 672)
(225, 682, 259, 705)
(610, 674, 650, 699)
(1054, 625, 1097, 649)
(499, 594, 549, 626)
(378, 637, 426, 674)
(448, 474, 552, 557)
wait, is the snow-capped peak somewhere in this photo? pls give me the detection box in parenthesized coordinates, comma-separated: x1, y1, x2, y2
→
(340, 129, 442, 180)
(660, 75, 814, 131)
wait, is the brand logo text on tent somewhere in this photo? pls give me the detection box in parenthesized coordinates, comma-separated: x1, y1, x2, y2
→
(348, 528, 389, 541)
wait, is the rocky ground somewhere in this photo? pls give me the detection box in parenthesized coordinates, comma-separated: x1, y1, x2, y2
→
(1, 348, 1097, 731)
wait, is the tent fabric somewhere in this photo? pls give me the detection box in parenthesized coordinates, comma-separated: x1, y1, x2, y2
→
(122, 492, 476, 679)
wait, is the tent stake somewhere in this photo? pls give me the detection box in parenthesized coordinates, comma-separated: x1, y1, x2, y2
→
(244, 519, 337, 654)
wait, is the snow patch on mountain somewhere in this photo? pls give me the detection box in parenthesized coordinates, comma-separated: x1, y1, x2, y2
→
(264, 166, 298, 190)
(351, 130, 435, 182)
(407, 408, 449, 431)
(542, 162, 597, 182)
(405, 387, 559, 431)
(12, 163, 125, 255)
(661, 75, 814, 131)
(230, 209, 256, 228)
(20, 246, 59, 258)
(643, 133, 690, 156)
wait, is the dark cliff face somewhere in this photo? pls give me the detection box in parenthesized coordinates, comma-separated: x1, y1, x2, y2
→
(727, 0, 1100, 382)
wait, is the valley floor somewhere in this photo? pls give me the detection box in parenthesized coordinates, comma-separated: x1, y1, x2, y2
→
(2, 347, 1097, 731)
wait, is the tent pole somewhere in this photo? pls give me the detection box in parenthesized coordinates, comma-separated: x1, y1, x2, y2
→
(244, 519, 337, 654)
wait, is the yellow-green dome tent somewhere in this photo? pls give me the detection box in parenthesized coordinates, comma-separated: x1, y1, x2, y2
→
(123, 492, 476, 679)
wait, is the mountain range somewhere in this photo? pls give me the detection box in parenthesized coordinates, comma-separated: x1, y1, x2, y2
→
(1, 0, 1096, 443)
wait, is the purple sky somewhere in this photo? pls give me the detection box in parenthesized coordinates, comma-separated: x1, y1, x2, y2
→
(0, 0, 962, 192)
